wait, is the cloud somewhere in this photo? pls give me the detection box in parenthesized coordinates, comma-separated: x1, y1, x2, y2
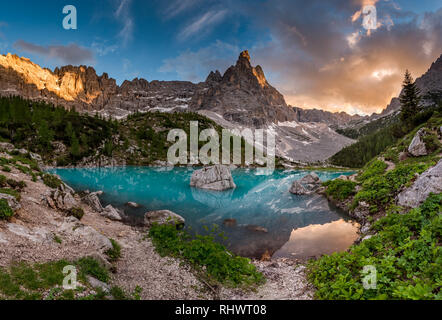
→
(237, 0, 442, 115)
(114, 0, 134, 46)
(159, 40, 240, 81)
(13, 40, 94, 65)
(91, 40, 118, 56)
(163, 0, 203, 19)
(178, 9, 228, 40)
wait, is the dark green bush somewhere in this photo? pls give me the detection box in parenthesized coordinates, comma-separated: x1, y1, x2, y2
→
(323, 179, 357, 201)
(105, 239, 121, 262)
(68, 207, 85, 220)
(0, 199, 14, 220)
(43, 174, 62, 189)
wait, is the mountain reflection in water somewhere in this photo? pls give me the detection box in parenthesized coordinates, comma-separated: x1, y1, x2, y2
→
(50, 167, 358, 259)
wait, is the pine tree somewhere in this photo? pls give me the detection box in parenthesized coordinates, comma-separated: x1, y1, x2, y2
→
(400, 70, 421, 123)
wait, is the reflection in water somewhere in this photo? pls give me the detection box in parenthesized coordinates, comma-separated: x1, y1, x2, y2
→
(273, 220, 360, 260)
(50, 167, 358, 259)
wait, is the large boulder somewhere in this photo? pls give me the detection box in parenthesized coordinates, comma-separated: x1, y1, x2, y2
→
(408, 128, 428, 157)
(101, 205, 122, 221)
(72, 225, 113, 252)
(397, 159, 442, 208)
(190, 165, 236, 191)
(289, 173, 322, 195)
(144, 210, 185, 228)
(84, 191, 104, 212)
(45, 183, 78, 211)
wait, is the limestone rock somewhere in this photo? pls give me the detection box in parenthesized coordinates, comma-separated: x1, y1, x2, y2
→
(73, 225, 113, 252)
(84, 191, 104, 212)
(190, 165, 236, 191)
(87, 276, 110, 293)
(408, 128, 428, 157)
(397, 159, 442, 208)
(289, 173, 322, 195)
(101, 205, 122, 221)
(144, 210, 185, 228)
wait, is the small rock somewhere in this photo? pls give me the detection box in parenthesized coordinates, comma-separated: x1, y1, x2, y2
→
(126, 202, 141, 208)
(289, 181, 309, 195)
(86, 276, 110, 293)
(101, 205, 122, 221)
(144, 210, 185, 228)
(289, 173, 322, 195)
(84, 191, 104, 212)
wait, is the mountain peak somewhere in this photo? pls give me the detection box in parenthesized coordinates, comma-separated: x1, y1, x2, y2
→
(239, 50, 251, 62)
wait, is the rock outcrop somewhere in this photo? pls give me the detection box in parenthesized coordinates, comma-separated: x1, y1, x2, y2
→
(101, 205, 122, 221)
(408, 128, 429, 157)
(144, 210, 185, 228)
(45, 183, 79, 211)
(83, 191, 104, 212)
(289, 173, 322, 195)
(190, 165, 236, 191)
(397, 159, 442, 208)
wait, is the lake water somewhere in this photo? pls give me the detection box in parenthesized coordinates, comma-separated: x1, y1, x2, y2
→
(50, 167, 359, 260)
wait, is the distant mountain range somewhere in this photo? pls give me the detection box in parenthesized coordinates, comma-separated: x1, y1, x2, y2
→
(0, 50, 440, 163)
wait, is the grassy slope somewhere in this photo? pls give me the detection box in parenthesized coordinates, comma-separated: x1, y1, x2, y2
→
(308, 113, 442, 300)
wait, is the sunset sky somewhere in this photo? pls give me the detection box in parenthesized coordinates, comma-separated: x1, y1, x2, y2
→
(0, 0, 441, 115)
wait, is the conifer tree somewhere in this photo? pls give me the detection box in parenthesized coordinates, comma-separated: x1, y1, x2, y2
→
(400, 70, 421, 123)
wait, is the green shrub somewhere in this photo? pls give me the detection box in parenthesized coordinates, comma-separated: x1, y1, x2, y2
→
(0, 174, 6, 187)
(76, 257, 109, 283)
(1, 166, 11, 173)
(149, 223, 264, 288)
(105, 239, 121, 262)
(0, 188, 21, 201)
(6, 179, 26, 190)
(323, 179, 357, 201)
(358, 160, 388, 182)
(0, 199, 14, 220)
(423, 133, 442, 153)
(308, 194, 442, 300)
(43, 174, 62, 189)
(67, 207, 85, 220)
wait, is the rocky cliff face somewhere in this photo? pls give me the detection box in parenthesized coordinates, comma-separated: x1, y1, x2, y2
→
(292, 107, 363, 127)
(191, 50, 296, 128)
(0, 51, 355, 162)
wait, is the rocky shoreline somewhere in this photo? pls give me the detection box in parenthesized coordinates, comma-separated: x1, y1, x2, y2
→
(0, 152, 315, 300)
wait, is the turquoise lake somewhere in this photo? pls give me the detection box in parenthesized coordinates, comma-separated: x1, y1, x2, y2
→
(50, 167, 359, 260)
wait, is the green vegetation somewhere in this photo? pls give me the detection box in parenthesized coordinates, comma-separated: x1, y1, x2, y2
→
(105, 239, 122, 262)
(0, 199, 14, 220)
(0, 258, 131, 300)
(149, 223, 264, 288)
(323, 179, 357, 201)
(42, 174, 62, 189)
(67, 207, 85, 220)
(308, 194, 441, 300)
(400, 70, 421, 124)
(0, 96, 268, 167)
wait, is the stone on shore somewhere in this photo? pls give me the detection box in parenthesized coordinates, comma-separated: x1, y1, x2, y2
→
(144, 210, 185, 228)
(101, 205, 122, 221)
(190, 165, 236, 191)
(84, 191, 104, 212)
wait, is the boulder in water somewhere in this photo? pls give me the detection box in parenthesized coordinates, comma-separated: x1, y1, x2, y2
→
(190, 165, 236, 191)
(290, 173, 322, 195)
